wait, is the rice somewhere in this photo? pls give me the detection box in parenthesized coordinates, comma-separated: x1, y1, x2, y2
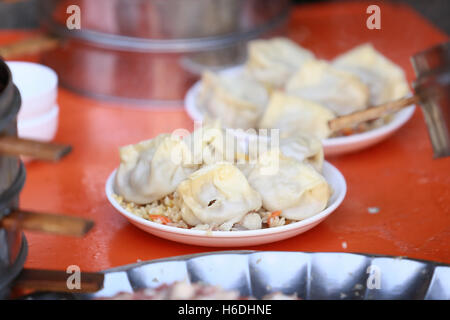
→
(113, 193, 292, 231)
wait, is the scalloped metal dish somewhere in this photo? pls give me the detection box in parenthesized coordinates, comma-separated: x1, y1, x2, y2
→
(26, 251, 450, 300)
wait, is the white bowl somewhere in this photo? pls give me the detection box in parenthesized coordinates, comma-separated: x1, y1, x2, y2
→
(18, 104, 59, 142)
(184, 66, 415, 157)
(105, 161, 346, 247)
(6, 61, 58, 121)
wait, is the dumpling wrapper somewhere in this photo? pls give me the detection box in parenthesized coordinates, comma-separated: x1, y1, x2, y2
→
(247, 150, 331, 221)
(258, 91, 335, 139)
(115, 134, 197, 204)
(178, 162, 262, 227)
(183, 121, 235, 165)
(285, 60, 370, 116)
(333, 43, 409, 105)
(279, 133, 324, 172)
(236, 132, 324, 175)
(197, 70, 269, 130)
(246, 37, 315, 89)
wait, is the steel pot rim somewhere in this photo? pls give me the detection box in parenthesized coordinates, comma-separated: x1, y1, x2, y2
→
(43, 7, 290, 53)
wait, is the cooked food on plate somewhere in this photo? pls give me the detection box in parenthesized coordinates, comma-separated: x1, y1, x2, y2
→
(197, 70, 269, 130)
(113, 125, 332, 231)
(246, 37, 315, 90)
(246, 150, 331, 221)
(285, 59, 370, 116)
(195, 38, 410, 138)
(333, 43, 409, 106)
(177, 162, 262, 228)
(278, 132, 324, 172)
(115, 134, 198, 204)
(258, 91, 335, 139)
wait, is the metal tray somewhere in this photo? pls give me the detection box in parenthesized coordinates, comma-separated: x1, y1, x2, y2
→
(23, 251, 450, 300)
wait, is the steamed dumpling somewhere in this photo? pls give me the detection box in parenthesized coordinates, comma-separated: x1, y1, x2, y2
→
(333, 43, 409, 105)
(236, 132, 324, 174)
(197, 70, 269, 129)
(279, 133, 324, 172)
(177, 162, 262, 227)
(246, 37, 315, 89)
(115, 134, 197, 204)
(247, 150, 331, 221)
(258, 91, 335, 139)
(183, 121, 248, 166)
(183, 122, 232, 165)
(285, 60, 370, 116)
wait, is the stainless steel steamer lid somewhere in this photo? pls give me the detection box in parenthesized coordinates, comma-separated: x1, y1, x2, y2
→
(39, 0, 291, 52)
(38, 0, 290, 104)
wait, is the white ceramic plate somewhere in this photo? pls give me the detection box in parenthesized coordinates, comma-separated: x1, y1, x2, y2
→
(184, 66, 416, 157)
(105, 161, 346, 247)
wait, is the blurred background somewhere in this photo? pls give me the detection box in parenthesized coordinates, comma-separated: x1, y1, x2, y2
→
(0, 0, 448, 34)
(0, 0, 448, 104)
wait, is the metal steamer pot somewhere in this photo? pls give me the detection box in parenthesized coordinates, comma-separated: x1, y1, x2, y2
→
(0, 59, 21, 194)
(0, 163, 26, 300)
(38, 0, 291, 105)
(0, 59, 26, 300)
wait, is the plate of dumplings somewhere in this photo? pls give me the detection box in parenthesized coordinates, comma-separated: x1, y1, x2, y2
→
(106, 124, 346, 246)
(184, 38, 416, 156)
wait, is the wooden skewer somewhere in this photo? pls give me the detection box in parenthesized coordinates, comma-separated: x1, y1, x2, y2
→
(328, 95, 420, 133)
(0, 34, 60, 59)
(13, 268, 104, 294)
(2, 209, 94, 237)
(0, 136, 72, 161)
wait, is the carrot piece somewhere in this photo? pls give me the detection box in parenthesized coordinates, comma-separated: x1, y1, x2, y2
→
(150, 215, 172, 225)
(341, 128, 354, 136)
(268, 211, 282, 226)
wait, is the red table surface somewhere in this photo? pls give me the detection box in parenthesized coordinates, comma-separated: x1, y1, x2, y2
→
(2, 1, 449, 272)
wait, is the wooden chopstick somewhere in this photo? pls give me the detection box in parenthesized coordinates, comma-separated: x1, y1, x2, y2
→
(2, 209, 94, 237)
(0, 136, 72, 161)
(0, 34, 60, 59)
(328, 95, 420, 133)
(13, 268, 104, 294)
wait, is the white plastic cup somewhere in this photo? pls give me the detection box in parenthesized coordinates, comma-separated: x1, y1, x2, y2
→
(6, 61, 58, 121)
